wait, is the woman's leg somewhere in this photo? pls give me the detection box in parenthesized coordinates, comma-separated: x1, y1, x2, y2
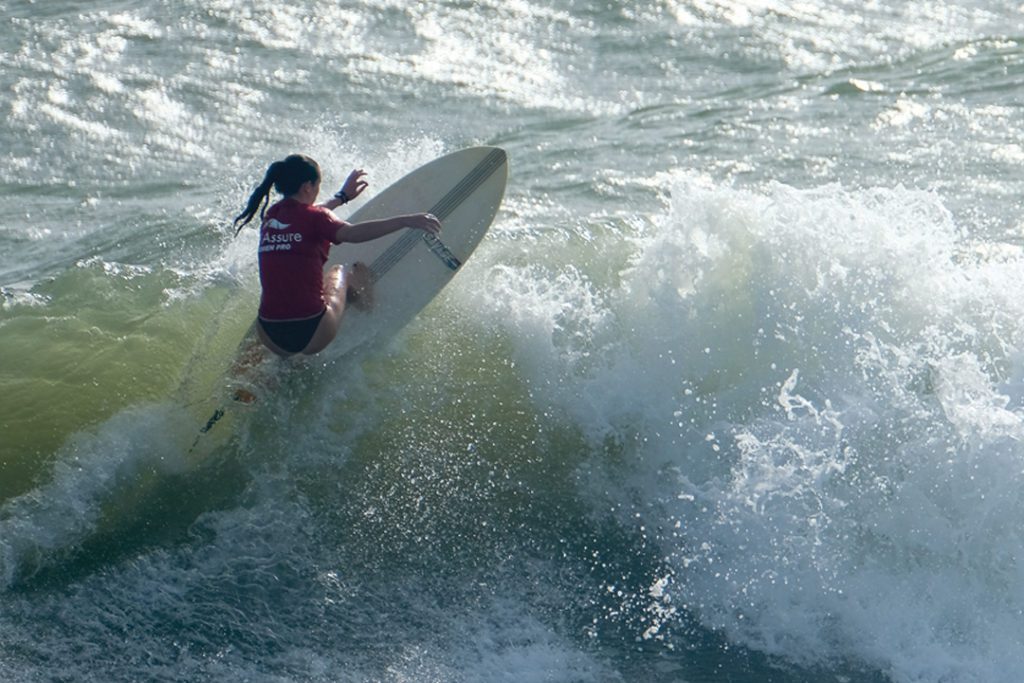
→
(301, 263, 372, 355)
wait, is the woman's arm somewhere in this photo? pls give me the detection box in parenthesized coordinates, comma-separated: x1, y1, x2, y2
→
(334, 213, 441, 244)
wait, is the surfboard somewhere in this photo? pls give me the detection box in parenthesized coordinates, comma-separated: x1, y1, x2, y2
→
(329, 146, 508, 354)
(186, 146, 508, 451)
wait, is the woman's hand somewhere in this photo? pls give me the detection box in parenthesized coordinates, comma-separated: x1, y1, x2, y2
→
(408, 212, 442, 235)
(335, 169, 369, 203)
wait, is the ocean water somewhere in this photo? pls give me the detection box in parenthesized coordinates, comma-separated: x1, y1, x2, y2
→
(3, 1, 1024, 681)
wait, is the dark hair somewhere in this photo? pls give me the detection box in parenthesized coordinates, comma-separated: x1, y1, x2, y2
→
(233, 154, 321, 235)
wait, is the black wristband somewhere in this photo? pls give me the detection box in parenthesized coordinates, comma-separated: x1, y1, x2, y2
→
(334, 190, 349, 204)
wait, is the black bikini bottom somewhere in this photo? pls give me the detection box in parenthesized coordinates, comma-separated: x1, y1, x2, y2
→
(258, 309, 326, 354)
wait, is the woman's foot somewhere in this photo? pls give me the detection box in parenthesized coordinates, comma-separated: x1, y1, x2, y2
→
(345, 262, 374, 311)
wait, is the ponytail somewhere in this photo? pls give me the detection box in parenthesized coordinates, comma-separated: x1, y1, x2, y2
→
(233, 155, 321, 236)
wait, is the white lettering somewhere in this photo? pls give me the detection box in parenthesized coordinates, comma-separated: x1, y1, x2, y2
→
(259, 243, 294, 253)
(260, 231, 303, 245)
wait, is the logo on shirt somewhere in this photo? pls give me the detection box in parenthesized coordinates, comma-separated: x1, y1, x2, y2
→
(260, 217, 302, 253)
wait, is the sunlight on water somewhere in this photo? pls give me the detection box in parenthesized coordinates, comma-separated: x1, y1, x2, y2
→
(2, 1, 1024, 681)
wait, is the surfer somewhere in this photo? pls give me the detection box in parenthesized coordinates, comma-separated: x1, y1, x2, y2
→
(233, 154, 442, 357)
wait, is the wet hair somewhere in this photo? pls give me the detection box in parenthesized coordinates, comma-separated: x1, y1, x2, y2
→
(233, 154, 321, 235)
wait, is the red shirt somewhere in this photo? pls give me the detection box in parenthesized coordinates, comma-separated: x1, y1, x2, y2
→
(257, 198, 344, 320)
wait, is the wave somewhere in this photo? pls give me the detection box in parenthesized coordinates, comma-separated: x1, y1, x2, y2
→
(457, 171, 1024, 680)
(6, 159, 1023, 680)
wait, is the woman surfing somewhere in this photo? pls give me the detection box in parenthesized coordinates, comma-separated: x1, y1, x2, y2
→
(233, 154, 441, 357)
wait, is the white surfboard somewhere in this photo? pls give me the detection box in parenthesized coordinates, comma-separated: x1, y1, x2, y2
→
(329, 146, 508, 354)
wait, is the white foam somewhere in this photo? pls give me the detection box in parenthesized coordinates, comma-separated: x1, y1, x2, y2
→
(468, 170, 1024, 679)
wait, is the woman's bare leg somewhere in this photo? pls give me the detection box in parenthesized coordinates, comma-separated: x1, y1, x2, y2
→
(301, 263, 373, 355)
(299, 265, 347, 355)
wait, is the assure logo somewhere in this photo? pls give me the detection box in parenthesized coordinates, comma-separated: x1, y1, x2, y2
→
(260, 217, 303, 252)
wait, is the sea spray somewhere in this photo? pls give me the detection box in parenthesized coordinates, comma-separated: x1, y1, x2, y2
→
(468, 171, 1024, 679)
(0, 404, 192, 588)
(6, 1, 1024, 679)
